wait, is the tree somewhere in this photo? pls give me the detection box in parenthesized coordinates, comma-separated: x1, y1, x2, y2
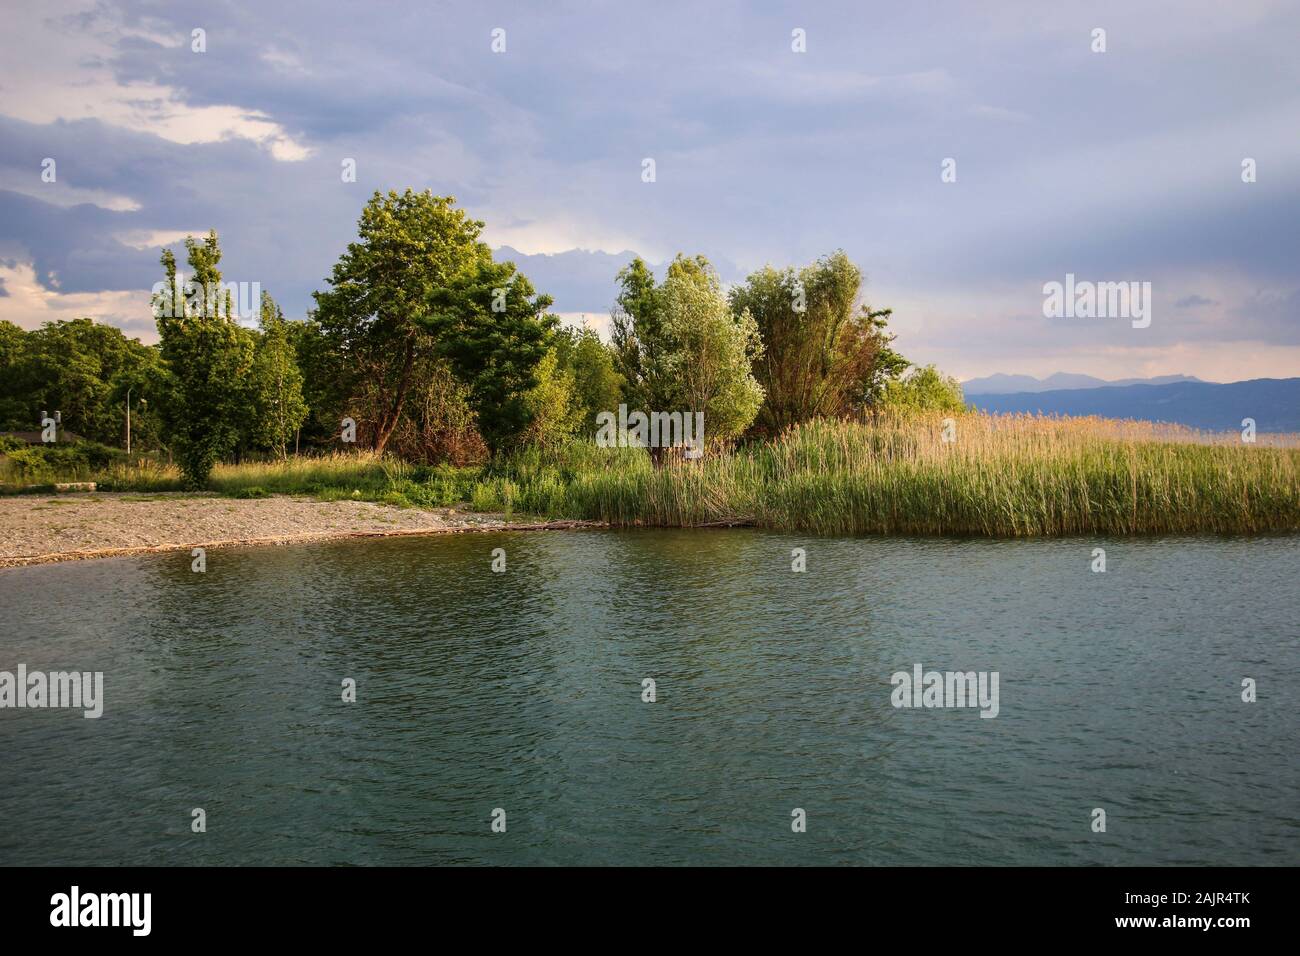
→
(108, 337, 167, 453)
(0, 318, 166, 446)
(248, 292, 308, 458)
(312, 190, 489, 454)
(155, 232, 255, 487)
(660, 256, 764, 443)
(420, 256, 556, 456)
(0, 320, 29, 429)
(521, 347, 584, 448)
(386, 357, 488, 465)
(610, 256, 675, 414)
(611, 254, 764, 451)
(286, 317, 348, 449)
(881, 364, 966, 413)
(553, 325, 623, 434)
(729, 250, 906, 434)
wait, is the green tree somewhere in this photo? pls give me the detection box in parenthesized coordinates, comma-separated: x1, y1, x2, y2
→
(610, 257, 675, 414)
(553, 325, 623, 434)
(881, 364, 966, 413)
(386, 357, 488, 465)
(420, 257, 556, 456)
(521, 348, 584, 448)
(611, 255, 764, 450)
(248, 292, 308, 458)
(155, 232, 255, 487)
(286, 317, 347, 449)
(660, 256, 764, 443)
(312, 189, 490, 454)
(729, 250, 906, 434)
(0, 318, 166, 446)
(0, 320, 29, 429)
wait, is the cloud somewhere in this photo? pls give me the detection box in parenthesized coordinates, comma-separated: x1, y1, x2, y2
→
(0, 0, 1296, 383)
(0, 260, 155, 338)
(0, 1, 312, 161)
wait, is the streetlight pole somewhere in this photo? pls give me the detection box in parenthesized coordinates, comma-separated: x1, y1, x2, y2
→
(125, 386, 132, 455)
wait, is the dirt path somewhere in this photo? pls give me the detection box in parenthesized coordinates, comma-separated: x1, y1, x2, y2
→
(0, 493, 597, 568)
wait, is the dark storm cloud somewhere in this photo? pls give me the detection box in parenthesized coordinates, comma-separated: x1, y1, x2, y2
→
(1, 0, 1297, 373)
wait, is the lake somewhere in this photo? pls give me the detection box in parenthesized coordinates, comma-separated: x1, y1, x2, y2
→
(1, 529, 1296, 865)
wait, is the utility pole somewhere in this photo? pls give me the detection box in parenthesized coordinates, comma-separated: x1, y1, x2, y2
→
(125, 386, 132, 455)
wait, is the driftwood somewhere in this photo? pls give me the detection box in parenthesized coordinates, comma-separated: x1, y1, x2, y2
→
(0, 519, 605, 570)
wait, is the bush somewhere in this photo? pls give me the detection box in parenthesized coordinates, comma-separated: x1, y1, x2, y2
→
(0, 440, 125, 486)
(881, 365, 966, 413)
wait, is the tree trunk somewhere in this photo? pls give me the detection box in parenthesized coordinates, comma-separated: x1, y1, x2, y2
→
(372, 337, 417, 456)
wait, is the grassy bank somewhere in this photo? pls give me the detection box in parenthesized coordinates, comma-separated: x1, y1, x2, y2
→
(492, 414, 1300, 535)
(6, 412, 1298, 536)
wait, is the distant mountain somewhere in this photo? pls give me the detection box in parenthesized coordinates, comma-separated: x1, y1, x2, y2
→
(966, 378, 1300, 432)
(962, 372, 1204, 395)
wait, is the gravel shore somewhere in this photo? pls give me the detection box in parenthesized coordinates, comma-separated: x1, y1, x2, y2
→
(0, 492, 576, 568)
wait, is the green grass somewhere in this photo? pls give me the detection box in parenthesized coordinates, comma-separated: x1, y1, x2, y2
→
(6, 413, 1298, 536)
(487, 414, 1300, 536)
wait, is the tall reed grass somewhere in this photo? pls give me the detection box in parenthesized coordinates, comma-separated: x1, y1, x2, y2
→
(16, 412, 1299, 536)
(499, 413, 1300, 536)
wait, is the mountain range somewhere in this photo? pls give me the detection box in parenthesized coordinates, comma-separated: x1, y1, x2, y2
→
(965, 378, 1300, 432)
(961, 373, 1204, 395)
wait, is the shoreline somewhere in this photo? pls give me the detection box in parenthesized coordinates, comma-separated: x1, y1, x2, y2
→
(0, 492, 602, 570)
(4, 484, 1296, 570)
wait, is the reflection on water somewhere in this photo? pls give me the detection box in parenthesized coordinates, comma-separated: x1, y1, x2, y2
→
(0, 530, 1296, 865)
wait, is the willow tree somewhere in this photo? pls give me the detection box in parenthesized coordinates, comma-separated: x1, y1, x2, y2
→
(729, 250, 905, 435)
(611, 254, 763, 453)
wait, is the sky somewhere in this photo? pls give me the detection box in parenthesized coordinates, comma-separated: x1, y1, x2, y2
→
(1, 0, 1297, 383)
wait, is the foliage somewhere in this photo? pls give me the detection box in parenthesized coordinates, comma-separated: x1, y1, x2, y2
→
(660, 256, 764, 443)
(881, 364, 966, 413)
(420, 256, 557, 456)
(552, 325, 623, 434)
(247, 292, 309, 458)
(521, 348, 585, 448)
(611, 254, 764, 448)
(729, 250, 906, 434)
(0, 440, 124, 485)
(311, 189, 489, 453)
(154, 232, 256, 487)
(0, 317, 166, 446)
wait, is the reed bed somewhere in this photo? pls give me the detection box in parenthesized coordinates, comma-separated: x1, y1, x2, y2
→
(508, 413, 1300, 536)
(17, 412, 1299, 536)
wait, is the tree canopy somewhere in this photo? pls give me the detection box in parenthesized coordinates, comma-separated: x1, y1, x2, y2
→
(312, 189, 490, 454)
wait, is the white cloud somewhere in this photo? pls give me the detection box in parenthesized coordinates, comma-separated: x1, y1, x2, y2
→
(0, 260, 155, 339)
(0, 0, 312, 161)
(113, 229, 196, 250)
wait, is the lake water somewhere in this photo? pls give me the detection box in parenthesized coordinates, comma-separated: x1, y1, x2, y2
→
(1, 530, 1296, 866)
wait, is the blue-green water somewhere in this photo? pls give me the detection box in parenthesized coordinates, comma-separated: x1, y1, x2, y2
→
(1, 530, 1296, 865)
